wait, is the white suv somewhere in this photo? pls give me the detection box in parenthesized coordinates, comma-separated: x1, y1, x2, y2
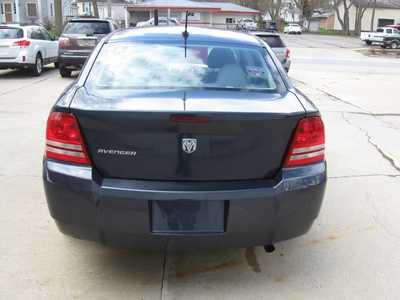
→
(284, 23, 303, 34)
(0, 24, 58, 76)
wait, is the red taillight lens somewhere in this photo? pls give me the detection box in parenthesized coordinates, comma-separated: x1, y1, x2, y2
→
(283, 117, 325, 168)
(59, 37, 71, 49)
(46, 112, 91, 165)
(285, 48, 290, 59)
(13, 39, 31, 47)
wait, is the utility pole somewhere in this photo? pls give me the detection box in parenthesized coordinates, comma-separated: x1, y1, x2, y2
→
(54, 0, 63, 36)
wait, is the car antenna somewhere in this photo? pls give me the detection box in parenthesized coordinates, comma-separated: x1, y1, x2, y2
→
(182, 10, 189, 58)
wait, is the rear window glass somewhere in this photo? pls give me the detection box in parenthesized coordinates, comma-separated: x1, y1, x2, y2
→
(258, 35, 285, 48)
(63, 21, 110, 35)
(377, 28, 384, 32)
(86, 42, 284, 93)
(0, 27, 23, 39)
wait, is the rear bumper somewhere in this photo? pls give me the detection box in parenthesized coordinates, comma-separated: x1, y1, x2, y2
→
(43, 159, 327, 250)
(0, 62, 33, 69)
(58, 54, 88, 69)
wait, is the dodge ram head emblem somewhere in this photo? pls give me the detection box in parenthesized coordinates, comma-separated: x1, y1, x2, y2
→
(182, 138, 197, 154)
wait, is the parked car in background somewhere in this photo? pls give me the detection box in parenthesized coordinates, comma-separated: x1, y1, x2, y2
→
(265, 22, 277, 32)
(360, 27, 400, 45)
(136, 17, 180, 27)
(250, 31, 291, 72)
(58, 18, 117, 78)
(284, 23, 302, 34)
(0, 24, 58, 76)
(388, 24, 400, 30)
(238, 18, 257, 31)
(382, 36, 400, 49)
(43, 26, 326, 250)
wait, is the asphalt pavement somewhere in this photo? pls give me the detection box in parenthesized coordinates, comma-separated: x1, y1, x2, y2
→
(1, 34, 400, 300)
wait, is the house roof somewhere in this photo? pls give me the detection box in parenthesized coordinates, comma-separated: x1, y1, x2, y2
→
(353, 0, 400, 9)
(126, 0, 259, 14)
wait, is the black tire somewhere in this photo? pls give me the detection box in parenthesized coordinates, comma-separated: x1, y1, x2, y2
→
(366, 40, 372, 45)
(54, 62, 59, 69)
(390, 42, 399, 49)
(59, 66, 72, 78)
(31, 54, 43, 76)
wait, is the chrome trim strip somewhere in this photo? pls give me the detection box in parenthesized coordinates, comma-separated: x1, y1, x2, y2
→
(46, 140, 82, 151)
(46, 160, 92, 180)
(46, 146, 84, 157)
(290, 150, 324, 160)
(292, 144, 325, 154)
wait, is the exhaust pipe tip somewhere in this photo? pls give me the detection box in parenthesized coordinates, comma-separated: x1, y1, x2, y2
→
(264, 244, 275, 253)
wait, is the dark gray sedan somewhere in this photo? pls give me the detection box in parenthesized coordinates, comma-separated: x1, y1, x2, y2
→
(43, 27, 326, 250)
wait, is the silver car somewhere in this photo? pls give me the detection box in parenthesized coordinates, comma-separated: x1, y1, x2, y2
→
(250, 32, 291, 72)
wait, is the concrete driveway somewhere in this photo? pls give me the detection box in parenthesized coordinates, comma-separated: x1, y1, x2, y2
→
(1, 34, 400, 299)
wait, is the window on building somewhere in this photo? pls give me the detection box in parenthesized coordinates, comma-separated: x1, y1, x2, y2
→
(26, 3, 38, 17)
(0, 4, 3, 14)
(226, 18, 235, 24)
(13, 3, 16, 14)
(378, 18, 394, 27)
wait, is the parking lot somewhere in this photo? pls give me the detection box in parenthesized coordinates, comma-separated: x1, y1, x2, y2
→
(1, 33, 400, 299)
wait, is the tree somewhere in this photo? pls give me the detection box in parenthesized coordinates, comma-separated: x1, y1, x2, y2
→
(92, 0, 99, 18)
(54, 0, 63, 36)
(370, 0, 377, 30)
(333, 0, 353, 35)
(354, 0, 372, 34)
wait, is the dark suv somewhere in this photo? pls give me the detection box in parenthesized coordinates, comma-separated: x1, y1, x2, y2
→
(58, 18, 117, 77)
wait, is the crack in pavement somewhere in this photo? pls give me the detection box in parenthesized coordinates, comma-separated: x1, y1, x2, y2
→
(317, 89, 365, 111)
(0, 74, 55, 97)
(341, 112, 400, 173)
(160, 248, 168, 300)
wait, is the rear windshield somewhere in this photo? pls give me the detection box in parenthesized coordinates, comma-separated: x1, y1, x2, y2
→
(63, 21, 110, 35)
(258, 35, 285, 48)
(377, 28, 384, 32)
(85, 42, 284, 93)
(0, 27, 23, 39)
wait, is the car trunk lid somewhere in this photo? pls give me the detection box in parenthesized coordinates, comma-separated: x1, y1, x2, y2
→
(70, 88, 305, 181)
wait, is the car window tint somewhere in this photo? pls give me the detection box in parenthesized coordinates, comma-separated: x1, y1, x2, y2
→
(0, 27, 23, 39)
(31, 28, 45, 40)
(387, 29, 393, 33)
(40, 28, 52, 40)
(86, 42, 284, 93)
(63, 21, 111, 35)
(258, 35, 285, 48)
(377, 28, 384, 32)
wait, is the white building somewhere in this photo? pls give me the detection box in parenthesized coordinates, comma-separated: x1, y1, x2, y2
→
(77, 0, 127, 26)
(125, 0, 259, 28)
(0, 0, 77, 24)
(334, 0, 400, 32)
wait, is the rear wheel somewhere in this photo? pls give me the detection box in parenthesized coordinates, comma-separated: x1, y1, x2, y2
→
(366, 40, 372, 45)
(390, 41, 399, 49)
(31, 54, 43, 76)
(59, 66, 72, 78)
(54, 62, 59, 69)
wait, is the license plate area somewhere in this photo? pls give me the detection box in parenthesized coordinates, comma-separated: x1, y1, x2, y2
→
(77, 39, 96, 47)
(151, 200, 226, 234)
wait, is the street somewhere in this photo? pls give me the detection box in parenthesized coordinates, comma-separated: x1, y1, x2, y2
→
(1, 33, 400, 299)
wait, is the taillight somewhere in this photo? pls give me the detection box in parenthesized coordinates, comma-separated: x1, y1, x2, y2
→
(13, 39, 31, 47)
(59, 37, 71, 49)
(45, 112, 91, 165)
(283, 117, 325, 168)
(285, 48, 290, 59)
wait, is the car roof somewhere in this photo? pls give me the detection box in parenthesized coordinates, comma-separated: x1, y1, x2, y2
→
(108, 26, 262, 47)
(250, 31, 280, 36)
(69, 18, 111, 22)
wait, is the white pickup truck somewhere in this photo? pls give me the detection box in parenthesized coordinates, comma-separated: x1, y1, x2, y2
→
(360, 27, 400, 45)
